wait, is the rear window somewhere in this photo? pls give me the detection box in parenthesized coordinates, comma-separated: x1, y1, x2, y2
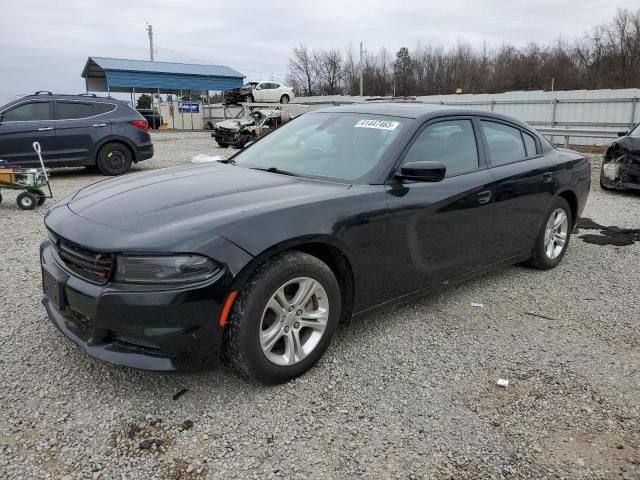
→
(2, 102, 51, 121)
(95, 103, 116, 114)
(55, 102, 95, 120)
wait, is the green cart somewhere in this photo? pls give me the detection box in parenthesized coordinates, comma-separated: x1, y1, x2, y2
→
(0, 142, 53, 210)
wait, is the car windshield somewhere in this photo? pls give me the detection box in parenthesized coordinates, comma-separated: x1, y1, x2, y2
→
(244, 82, 258, 88)
(232, 112, 410, 183)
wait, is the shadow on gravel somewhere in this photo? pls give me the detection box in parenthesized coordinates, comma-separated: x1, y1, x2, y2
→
(575, 217, 640, 246)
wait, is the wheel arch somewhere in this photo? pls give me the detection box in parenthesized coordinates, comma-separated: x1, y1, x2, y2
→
(95, 136, 136, 164)
(230, 236, 355, 326)
(557, 189, 579, 229)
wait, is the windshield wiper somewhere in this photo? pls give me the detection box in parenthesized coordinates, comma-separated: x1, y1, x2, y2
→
(250, 166, 302, 177)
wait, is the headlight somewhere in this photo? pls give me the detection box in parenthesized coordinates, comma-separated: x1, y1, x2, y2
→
(114, 255, 221, 284)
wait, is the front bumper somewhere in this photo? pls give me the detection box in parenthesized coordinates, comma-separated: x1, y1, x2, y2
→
(40, 240, 229, 372)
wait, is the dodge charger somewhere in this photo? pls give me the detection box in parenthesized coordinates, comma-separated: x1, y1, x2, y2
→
(40, 103, 591, 383)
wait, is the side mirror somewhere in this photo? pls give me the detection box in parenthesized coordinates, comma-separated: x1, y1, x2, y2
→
(397, 161, 446, 182)
(617, 130, 629, 137)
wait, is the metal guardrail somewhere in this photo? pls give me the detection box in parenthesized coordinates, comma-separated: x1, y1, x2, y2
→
(535, 127, 621, 147)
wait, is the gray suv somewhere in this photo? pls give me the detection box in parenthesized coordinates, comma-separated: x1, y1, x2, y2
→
(0, 92, 154, 175)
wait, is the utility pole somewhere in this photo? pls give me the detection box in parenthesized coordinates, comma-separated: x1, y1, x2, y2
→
(359, 41, 364, 96)
(146, 24, 154, 61)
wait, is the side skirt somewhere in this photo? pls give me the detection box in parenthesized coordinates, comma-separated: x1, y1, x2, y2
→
(351, 253, 531, 321)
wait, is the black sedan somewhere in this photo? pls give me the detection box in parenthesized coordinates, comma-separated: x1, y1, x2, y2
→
(600, 123, 640, 191)
(41, 103, 591, 383)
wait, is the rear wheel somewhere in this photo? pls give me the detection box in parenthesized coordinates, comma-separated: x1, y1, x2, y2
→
(225, 251, 341, 384)
(280, 94, 290, 104)
(525, 197, 572, 270)
(17, 192, 38, 210)
(34, 189, 46, 206)
(96, 142, 132, 176)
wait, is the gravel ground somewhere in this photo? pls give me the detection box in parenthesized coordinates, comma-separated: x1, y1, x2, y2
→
(0, 131, 638, 479)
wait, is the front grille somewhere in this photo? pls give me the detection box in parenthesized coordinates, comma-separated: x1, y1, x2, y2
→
(52, 235, 113, 284)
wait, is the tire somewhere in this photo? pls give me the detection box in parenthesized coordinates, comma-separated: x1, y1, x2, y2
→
(246, 94, 254, 103)
(280, 94, 290, 104)
(96, 142, 132, 176)
(0, 192, 3, 204)
(17, 192, 38, 210)
(216, 142, 229, 148)
(34, 189, 46, 206)
(225, 251, 341, 384)
(525, 197, 572, 270)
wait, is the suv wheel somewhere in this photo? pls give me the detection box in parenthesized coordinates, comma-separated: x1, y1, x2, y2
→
(96, 142, 132, 176)
(225, 251, 341, 384)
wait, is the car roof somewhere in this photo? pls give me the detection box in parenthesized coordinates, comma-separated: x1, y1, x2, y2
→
(20, 93, 119, 103)
(314, 102, 532, 128)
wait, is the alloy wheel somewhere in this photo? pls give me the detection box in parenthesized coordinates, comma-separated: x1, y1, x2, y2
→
(544, 208, 569, 259)
(259, 277, 329, 366)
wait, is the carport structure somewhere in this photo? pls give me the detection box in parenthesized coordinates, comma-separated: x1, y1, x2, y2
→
(81, 57, 245, 96)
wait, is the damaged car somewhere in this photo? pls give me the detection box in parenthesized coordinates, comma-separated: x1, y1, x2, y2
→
(212, 109, 291, 148)
(600, 123, 640, 191)
(223, 82, 259, 105)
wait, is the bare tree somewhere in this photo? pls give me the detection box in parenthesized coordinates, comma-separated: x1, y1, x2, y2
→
(286, 8, 640, 97)
(287, 44, 319, 96)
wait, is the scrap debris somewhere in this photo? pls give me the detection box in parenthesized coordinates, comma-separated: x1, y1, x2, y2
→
(576, 217, 640, 246)
(173, 388, 189, 401)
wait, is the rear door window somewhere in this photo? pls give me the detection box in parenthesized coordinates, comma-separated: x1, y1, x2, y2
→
(403, 119, 479, 177)
(55, 102, 96, 120)
(2, 102, 52, 121)
(480, 121, 527, 166)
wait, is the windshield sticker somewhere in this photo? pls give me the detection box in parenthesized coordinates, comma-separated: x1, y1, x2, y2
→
(354, 119, 400, 130)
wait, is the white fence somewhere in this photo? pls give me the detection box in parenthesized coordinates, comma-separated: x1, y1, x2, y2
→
(294, 88, 640, 146)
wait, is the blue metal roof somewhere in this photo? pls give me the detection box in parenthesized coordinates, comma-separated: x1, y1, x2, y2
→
(82, 57, 245, 93)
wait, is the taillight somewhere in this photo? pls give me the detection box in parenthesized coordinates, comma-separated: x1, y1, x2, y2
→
(130, 119, 148, 131)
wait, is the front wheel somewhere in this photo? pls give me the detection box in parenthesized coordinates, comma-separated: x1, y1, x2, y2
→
(525, 197, 572, 270)
(225, 251, 341, 384)
(96, 142, 132, 176)
(280, 94, 290, 104)
(17, 192, 38, 210)
(245, 94, 254, 103)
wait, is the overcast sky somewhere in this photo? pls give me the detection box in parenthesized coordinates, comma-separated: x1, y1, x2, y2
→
(0, 0, 636, 103)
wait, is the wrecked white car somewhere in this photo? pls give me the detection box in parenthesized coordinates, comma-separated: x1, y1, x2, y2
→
(211, 110, 291, 148)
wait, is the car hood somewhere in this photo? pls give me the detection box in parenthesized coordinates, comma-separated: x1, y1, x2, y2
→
(66, 163, 349, 236)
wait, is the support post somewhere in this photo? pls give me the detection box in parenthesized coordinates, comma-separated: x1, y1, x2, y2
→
(630, 97, 637, 128)
(180, 89, 184, 130)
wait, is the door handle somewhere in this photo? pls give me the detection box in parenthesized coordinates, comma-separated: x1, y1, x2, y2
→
(37, 127, 53, 131)
(477, 190, 492, 204)
(542, 172, 553, 183)
(93, 123, 107, 127)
